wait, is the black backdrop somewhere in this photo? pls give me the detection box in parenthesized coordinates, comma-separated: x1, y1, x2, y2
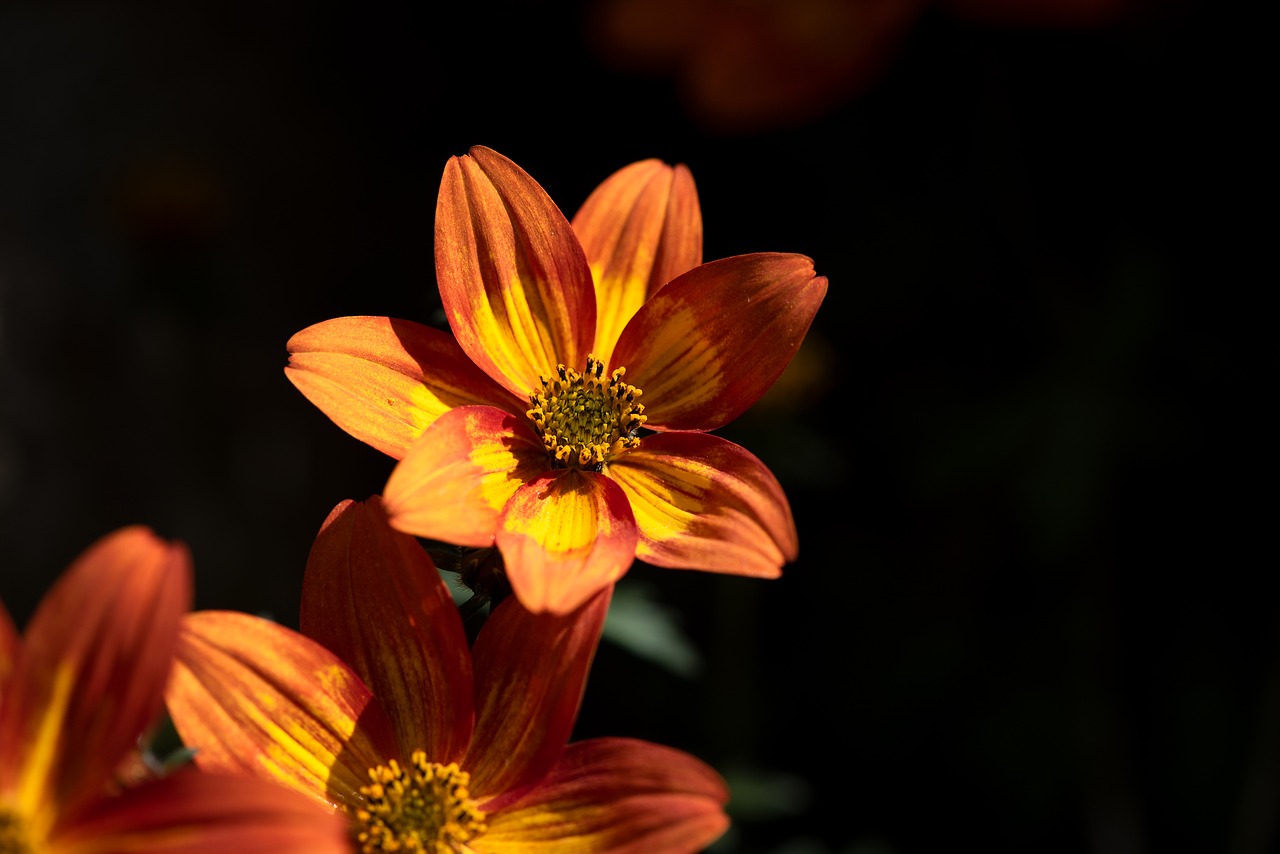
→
(1, 2, 1268, 853)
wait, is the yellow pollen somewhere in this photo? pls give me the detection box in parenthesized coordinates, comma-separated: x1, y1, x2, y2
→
(0, 809, 34, 854)
(350, 752, 486, 853)
(526, 355, 647, 472)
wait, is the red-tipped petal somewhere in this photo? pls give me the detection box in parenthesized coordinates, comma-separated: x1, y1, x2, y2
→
(613, 252, 827, 431)
(383, 405, 548, 547)
(465, 588, 611, 806)
(571, 158, 702, 366)
(0, 527, 191, 821)
(482, 737, 730, 854)
(166, 611, 400, 811)
(53, 769, 351, 854)
(497, 470, 638, 615)
(285, 315, 523, 459)
(300, 497, 474, 766)
(435, 146, 596, 395)
(608, 432, 797, 576)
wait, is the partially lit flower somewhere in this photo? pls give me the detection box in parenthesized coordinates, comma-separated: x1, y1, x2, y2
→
(165, 497, 730, 853)
(0, 526, 349, 853)
(286, 146, 826, 613)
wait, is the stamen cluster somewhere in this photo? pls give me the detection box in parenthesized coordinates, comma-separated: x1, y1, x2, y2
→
(527, 355, 647, 471)
(352, 752, 487, 853)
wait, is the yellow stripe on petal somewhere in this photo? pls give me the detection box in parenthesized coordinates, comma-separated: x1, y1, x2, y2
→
(572, 159, 702, 367)
(383, 406, 546, 546)
(166, 612, 400, 811)
(435, 147, 596, 396)
(496, 471, 638, 615)
(614, 253, 827, 431)
(8, 662, 73, 834)
(482, 737, 729, 854)
(285, 315, 523, 459)
(608, 432, 798, 577)
(0, 526, 191, 822)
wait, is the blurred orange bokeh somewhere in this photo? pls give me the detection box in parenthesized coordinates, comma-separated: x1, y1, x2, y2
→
(584, 0, 1150, 133)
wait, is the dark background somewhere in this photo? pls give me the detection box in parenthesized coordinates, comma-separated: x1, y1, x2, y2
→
(1, 2, 1268, 852)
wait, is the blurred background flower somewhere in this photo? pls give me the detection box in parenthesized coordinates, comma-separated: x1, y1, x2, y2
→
(582, 0, 1156, 134)
(0, 1, 1263, 853)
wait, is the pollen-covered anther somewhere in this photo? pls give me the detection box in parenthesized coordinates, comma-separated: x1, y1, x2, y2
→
(526, 355, 647, 471)
(351, 752, 486, 853)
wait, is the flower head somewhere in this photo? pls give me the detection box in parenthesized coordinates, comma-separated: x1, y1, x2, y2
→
(286, 146, 827, 613)
(164, 496, 730, 853)
(0, 526, 349, 853)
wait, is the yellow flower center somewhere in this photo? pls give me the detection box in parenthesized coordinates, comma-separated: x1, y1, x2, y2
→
(0, 809, 34, 854)
(350, 752, 487, 853)
(526, 355, 647, 471)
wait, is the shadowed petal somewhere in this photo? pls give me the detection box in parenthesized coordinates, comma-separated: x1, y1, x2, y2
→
(0, 598, 16, 696)
(300, 497, 474, 766)
(613, 253, 827, 431)
(608, 432, 797, 576)
(166, 611, 400, 811)
(383, 405, 548, 547)
(0, 527, 191, 821)
(571, 159, 701, 366)
(54, 770, 350, 854)
(497, 470, 638, 615)
(436, 146, 596, 396)
(465, 588, 611, 806)
(285, 315, 523, 459)
(482, 737, 730, 854)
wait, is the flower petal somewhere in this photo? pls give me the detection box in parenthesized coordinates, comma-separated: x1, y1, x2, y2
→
(285, 315, 523, 459)
(166, 611, 400, 811)
(0, 527, 191, 822)
(571, 158, 702, 366)
(612, 252, 827, 431)
(608, 432, 798, 576)
(0, 598, 16, 696)
(497, 470, 638, 615)
(299, 497, 474, 766)
(481, 737, 730, 854)
(465, 588, 611, 806)
(383, 405, 547, 547)
(53, 769, 350, 854)
(435, 146, 596, 395)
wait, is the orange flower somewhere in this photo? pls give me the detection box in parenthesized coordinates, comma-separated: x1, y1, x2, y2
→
(286, 146, 827, 613)
(165, 497, 730, 854)
(0, 526, 349, 854)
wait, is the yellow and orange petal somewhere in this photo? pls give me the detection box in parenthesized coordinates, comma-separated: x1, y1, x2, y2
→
(0, 526, 191, 827)
(382, 405, 548, 548)
(496, 471, 638, 616)
(607, 431, 798, 577)
(435, 146, 597, 396)
(463, 587, 612, 805)
(300, 496, 475, 766)
(482, 737, 729, 854)
(285, 315, 524, 459)
(612, 252, 828, 432)
(166, 610, 400, 810)
(571, 158, 702, 365)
